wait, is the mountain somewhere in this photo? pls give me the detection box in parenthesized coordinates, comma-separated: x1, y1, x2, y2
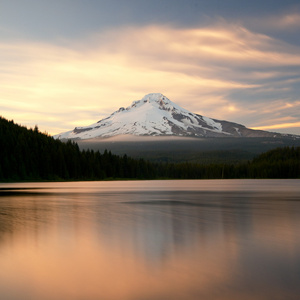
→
(54, 93, 297, 140)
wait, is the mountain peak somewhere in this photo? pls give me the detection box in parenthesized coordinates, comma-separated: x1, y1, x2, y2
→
(128, 93, 173, 110)
(54, 93, 290, 140)
(141, 93, 169, 104)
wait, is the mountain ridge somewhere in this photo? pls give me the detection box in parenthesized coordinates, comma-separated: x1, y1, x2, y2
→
(55, 93, 298, 140)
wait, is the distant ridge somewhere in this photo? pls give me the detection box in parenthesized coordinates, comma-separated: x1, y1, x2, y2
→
(55, 93, 299, 140)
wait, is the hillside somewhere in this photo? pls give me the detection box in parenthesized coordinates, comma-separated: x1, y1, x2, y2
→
(0, 116, 154, 181)
(77, 135, 300, 164)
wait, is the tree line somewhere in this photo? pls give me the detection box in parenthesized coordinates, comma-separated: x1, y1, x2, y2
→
(0, 116, 299, 181)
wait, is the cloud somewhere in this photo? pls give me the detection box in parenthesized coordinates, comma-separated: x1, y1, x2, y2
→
(277, 13, 300, 29)
(252, 122, 300, 131)
(253, 12, 300, 32)
(236, 100, 300, 134)
(0, 22, 300, 135)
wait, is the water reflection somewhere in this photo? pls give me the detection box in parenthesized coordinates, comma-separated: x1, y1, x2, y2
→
(0, 180, 300, 300)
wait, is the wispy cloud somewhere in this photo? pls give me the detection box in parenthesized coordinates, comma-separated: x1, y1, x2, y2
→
(252, 12, 300, 32)
(252, 122, 300, 131)
(0, 21, 300, 134)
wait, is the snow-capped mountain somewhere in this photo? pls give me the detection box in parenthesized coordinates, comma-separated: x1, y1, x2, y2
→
(54, 93, 290, 140)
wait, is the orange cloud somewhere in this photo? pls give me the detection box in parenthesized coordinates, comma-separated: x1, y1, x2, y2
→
(251, 122, 300, 131)
(0, 23, 299, 134)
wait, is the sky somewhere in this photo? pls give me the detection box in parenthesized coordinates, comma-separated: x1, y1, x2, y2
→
(1, 0, 300, 135)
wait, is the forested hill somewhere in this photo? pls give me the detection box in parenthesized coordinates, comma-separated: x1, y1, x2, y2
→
(250, 146, 300, 178)
(0, 116, 155, 181)
(0, 116, 299, 181)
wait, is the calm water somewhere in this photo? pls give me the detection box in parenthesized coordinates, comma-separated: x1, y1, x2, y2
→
(0, 180, 300, 300)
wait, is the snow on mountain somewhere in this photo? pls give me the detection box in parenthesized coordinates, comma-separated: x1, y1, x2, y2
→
(54, 93, 287, 140)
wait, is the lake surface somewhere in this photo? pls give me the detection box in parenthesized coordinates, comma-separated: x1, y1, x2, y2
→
(0, 180, 300, 300)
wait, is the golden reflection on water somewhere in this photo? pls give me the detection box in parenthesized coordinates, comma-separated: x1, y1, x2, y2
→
(0, 180, 300, 300)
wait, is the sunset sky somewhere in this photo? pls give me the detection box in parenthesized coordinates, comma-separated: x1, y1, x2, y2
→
(1, 0, 300, 135)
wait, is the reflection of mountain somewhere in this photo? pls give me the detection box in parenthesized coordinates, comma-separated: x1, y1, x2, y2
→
(1, 188, 300, 263)
(1, 186, 300, 299)
(94, 192, 238, 262)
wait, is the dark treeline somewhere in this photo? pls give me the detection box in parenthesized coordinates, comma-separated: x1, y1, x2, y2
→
(165, 146, 300, 179)
(0, 116, 299, 181)
(0, 117, 156, 181)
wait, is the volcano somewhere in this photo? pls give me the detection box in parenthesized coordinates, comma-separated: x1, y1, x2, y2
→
(54, 93, 295, 140)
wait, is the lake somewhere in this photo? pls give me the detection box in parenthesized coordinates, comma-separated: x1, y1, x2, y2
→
(0, 179, 300, 300)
